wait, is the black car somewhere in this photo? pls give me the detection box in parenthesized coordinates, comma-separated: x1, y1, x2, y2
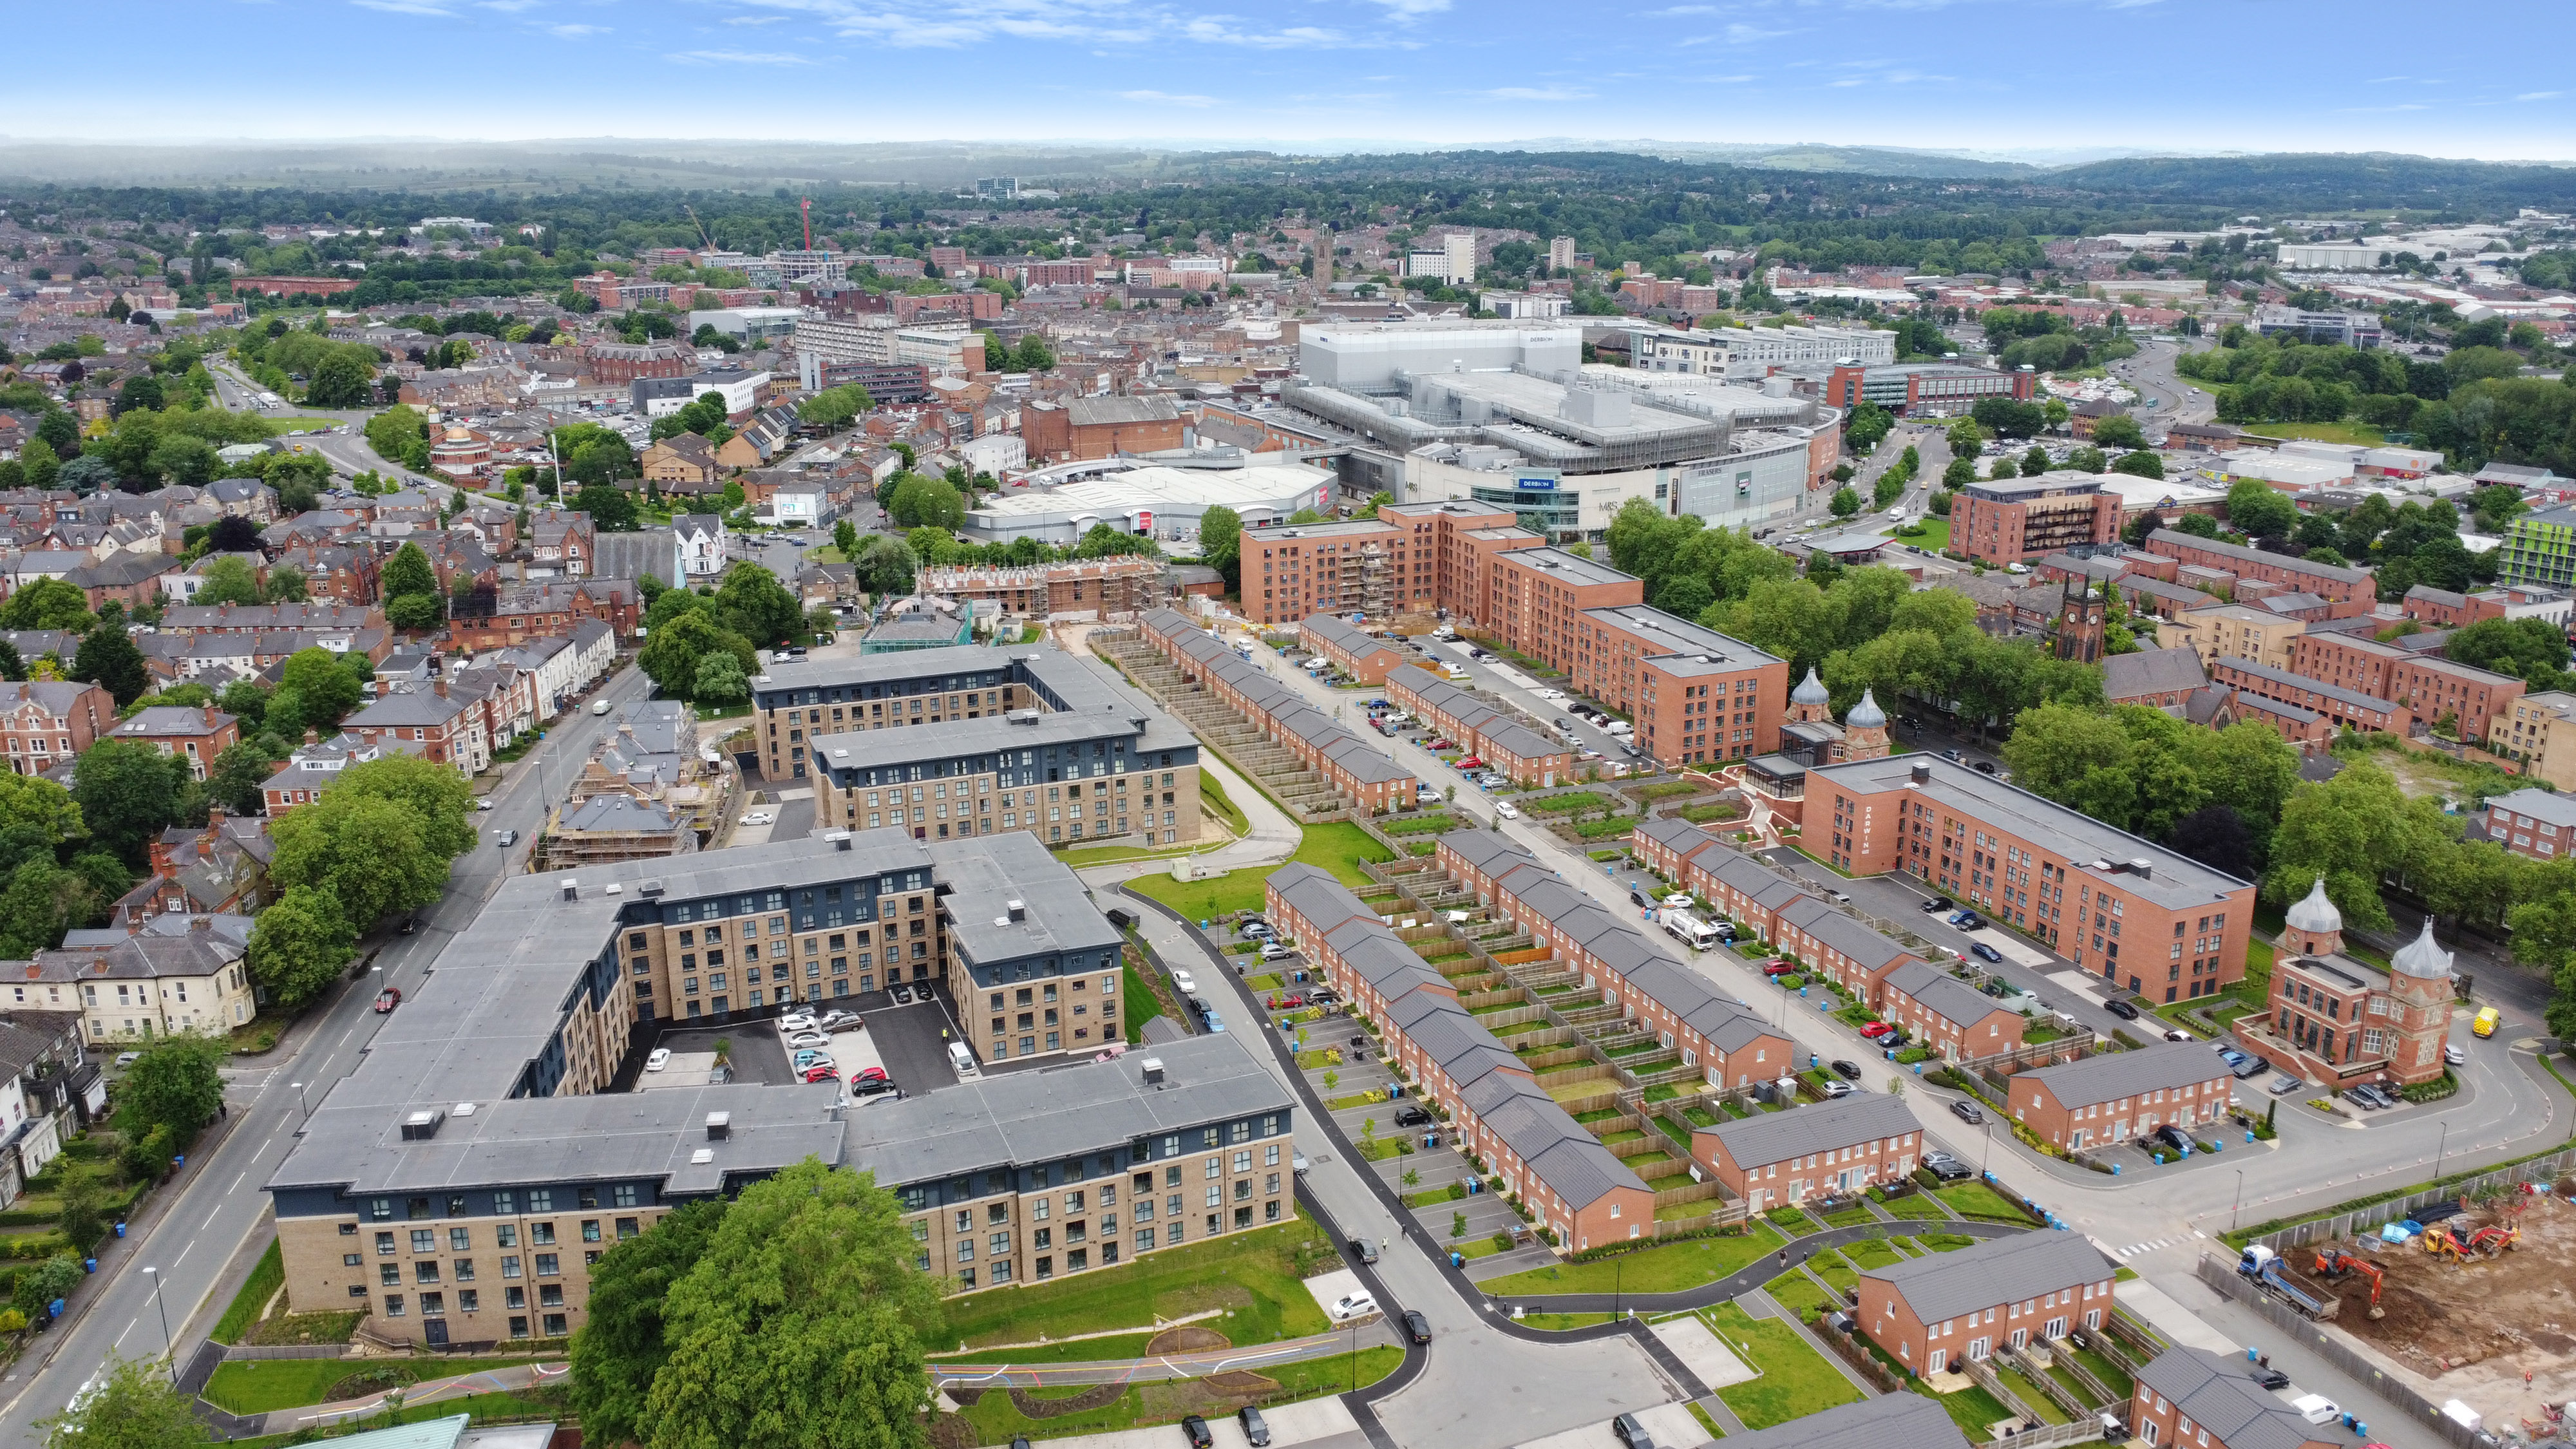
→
(1238, 1408, 1272, 1448)
(2154, 1124, 2195, 1153)
(1973, 760, 1999, 775)
(1923, 1151, 1974, 1182)
(1969, 943, 2004, 964)
(1830, 1059, 1863, 1080)
(1630, 890, 1649, 907)
(1402, 1309, 1432, 1344)
(1350, 1237, 1379, 1265)
(2105, 998, 2141, 1021)
(1949, 1099, 1984, 1124)
(2232, 1054, 2269, 1081)
(1920, 895, 1954, 914)
(1394, 1106, 1432, 1128)
(1181, 1414, 1214, 1449)
(2251, 1367, 2290, 1391)
(1611, 1412, 1658, 1449)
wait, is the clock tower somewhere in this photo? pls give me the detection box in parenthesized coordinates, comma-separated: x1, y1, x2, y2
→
(2053, 573, 2106, 664)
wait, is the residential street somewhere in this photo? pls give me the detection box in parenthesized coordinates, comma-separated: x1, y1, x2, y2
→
(0, 666, 655, 1444)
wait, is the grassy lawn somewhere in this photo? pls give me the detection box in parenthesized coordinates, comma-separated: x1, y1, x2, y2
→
(938, 1222, 1332, 1351)
(2244, 421, 2387, 447)
(951, 1345, 1403, 1442)
(1815, 1202, 1875, 1229)
(203, 1356, 537, 1416)
(1201, 774, 1249, 836)
(939, 1330, 1160, 1365)
(212, 1239, 285, 1344)
(1520, 1311, 1618, 1331)
(2070, 1343, 2135, 1399)
(1477, 1231, 1777, 1296)
(1839, 1237, 1900, 1270)
(1122, 962, 1164, 1043)
(1690, 1401, 1726, 1440)
(1935, 1180, 2031, 1224)
(1705, 1302, 1864, 1431)
(1884, 518, 1951, 552)
(1764, 1206, 1815, 1234)
(1919, 1379, 2022, 1439)
(1876, 1190, 1951, 1222)
(1129, 823, 1392, 922)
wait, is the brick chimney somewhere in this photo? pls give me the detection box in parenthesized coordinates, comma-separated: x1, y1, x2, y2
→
(147, 836, 175, 878)
(204, 704, 220, 729)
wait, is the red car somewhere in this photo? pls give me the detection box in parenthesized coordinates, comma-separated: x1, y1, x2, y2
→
(1860, 1021, 1895, 1039)
(800, 1064, 839, 1084)
(374, 987, 402, 1012)
(1760, 960, 1797, 977)
(1426, 738, 1457, 751)
(1457, 755, 1485, 770)
(853, 1066, 889, 1085)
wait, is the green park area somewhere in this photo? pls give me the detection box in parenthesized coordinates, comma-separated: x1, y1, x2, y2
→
(1479, 1228, 1781, 1296)
(1703, 1302, 1864, 1430)
(1130, 822, 1392, 921)
(939, 1222, 1335, 1352)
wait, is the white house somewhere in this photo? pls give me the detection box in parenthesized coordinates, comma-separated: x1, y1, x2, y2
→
(757, 483, 831, 529)
(674, 515, 726, 578)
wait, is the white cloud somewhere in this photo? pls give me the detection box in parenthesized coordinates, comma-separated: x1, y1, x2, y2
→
(723, 13, 789, 21)
(1481, 84, 1591, 100)
(1120, 89, 1218, 106)
(1363, 0, 1451, 16)
(545, 21, 609, 34)
(2517, 91, 2562, 102)
(352, 0, 459, 15)
(476, 0, 540, 10)
(667, 48, 814, 63)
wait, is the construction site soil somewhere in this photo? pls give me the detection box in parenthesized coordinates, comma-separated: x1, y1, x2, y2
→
(2320, 1186, 2576, 1434)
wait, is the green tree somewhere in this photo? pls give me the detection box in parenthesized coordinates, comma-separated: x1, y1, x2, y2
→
(191, 556, 264, 607)
(0, 859, 109, 958)
(1873, 470, 1906, 506)
(2447, 616, 2572, 686)
(1945, 417, 1984, 459)
(2111, 450, 2165, 480)
(305, 350, 374, 409)
(364, 404, 430, 466)
(1200, 504, 1243, 585)
(570, 1200, 729, 1447)
(270, 793, 445, 929)
(2224, 479, 2298, 540)
(643, 1159, 942, 1449)
(1828, 487, 1861, 518)
(852, 536, 918, 598)
(2264, 761, 2414, 932)
(279, 647, 363, 730)
(0, 578, 95, 633)
(1012, 334, 1057, 372)
(796, 384, 873, 432)
(386, 593, 443, 631)
(204, 741, 274, 817)
(0, 772, 83, 842)
(694, 651, 749, 705)
(71, 741, 189, 870)
(15, 1253, 85, 1325)
(831, 519, 859, 557)
(381, 540, 439, 603)
(886, 475, 965, 531)
(640, 612, 757, 700)
(244, 886, 357, 1012)
(120, 1035, 227, 1137)
(712, 564, 804, 647)
(331, 755, 480, 863)
(2092, 414, 2147, 450)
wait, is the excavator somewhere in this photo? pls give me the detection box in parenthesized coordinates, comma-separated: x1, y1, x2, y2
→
(2313, 1247, 2387, 1320)
(2461, 1224, 2521, 1257)
(2424, 1224, 2472, 1262)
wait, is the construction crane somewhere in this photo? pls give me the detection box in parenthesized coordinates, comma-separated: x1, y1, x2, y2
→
(800, 196, 812, 252)
(2311, 1247, 2387, 1320)
(683, 204, 715, 252)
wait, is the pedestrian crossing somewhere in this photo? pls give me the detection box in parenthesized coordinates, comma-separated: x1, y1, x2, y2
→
(2112, 1229, 2209, 1259)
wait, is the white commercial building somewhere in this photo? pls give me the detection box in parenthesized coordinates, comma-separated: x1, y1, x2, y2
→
(689, 307, 801, 343)
(2276, 240, 2400, 270)
(962, 458, 1335, 548)
(1636, 323, 1897, 380)
(1298, 319, 1582, 389)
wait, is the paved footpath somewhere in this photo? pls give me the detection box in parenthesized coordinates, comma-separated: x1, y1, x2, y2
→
(928, 1323, 1400, 1390)
(256, 1361, 568, 1434)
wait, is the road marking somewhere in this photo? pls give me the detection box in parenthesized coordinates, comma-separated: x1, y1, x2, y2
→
(114, 1316, 137, 1347)
(204, 1208, 221, 1230)
(228, 1171, 244, 1194)
(173, 1241, 194, 1269)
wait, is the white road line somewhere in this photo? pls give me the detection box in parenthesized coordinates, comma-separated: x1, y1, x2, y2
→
(173, 1240, 194, 1268)
(204, 1208, 221, 1230)
(228, 1171, 245, 1194)
(114, 1316, 138, 1347)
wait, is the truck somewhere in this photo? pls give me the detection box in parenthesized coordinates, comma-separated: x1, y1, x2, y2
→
(2238, 1245, 2339, 1320)
(1662, 910, 1722, 951)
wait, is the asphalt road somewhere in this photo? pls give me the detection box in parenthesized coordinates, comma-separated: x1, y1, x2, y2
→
(2114, 338, 2216, 431)
(0, 665, 657, 1444)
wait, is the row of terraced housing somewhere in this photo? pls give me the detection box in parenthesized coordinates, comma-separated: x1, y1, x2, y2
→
(1137, 607, 1416, 815)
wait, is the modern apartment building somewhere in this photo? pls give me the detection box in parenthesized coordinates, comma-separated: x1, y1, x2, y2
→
(2486, 691, 2576, 787)
(2168, 604, 2309, 674)
(2286, 632, 2524, 740)
(1823, 361, 2037, 417)
(1951, 475, 2126, 565)
(2006, 1043, 2235, 1152)
(1241, 518, 1414, 627)
(1857, 1231, 2119, 1374)
(754, 645, 1201, 851)
(266, 833, 1291, 1347)
(1810, 754, 2257, 1005)
(1563, 605, 1791, 767)
(2209, 658, 2412, 737)
(2501, 506, 2576, 590)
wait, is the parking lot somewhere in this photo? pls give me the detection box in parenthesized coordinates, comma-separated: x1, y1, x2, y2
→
(626, 981, 967, 1097)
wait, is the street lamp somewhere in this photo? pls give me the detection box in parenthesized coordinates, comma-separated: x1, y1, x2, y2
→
(2433, 1120, 2449, 1186)
(289, 1081, 309, 1119)
(2230, 1170, 2244, 1233)
(142, 1266, 171, 1374)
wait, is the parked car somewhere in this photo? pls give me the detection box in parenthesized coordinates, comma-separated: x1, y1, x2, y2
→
(781, 1012, 819, 1032)
(800, 1064, 838, 1084)
(793, 1050, 832, 1070)
(1611, 1412, 1657, 1449)
(740, 811, 776, 826)
(1662, 893, 1693, 909)
(2231, 1054, 2269, 1081)
(2269, 1075, 2305, 1095)
(1394, 1106, 1432, 1128)
(645, 1048, 671, 1072)
(1494, 802, 1519, 820)
(1630, 890, 1649, 907)
(374, 987, 401, 1012)
(1329, 1292, 1378, 1321)
(1969, 943, 2003, 964)
(1830, 1059, 1863, 1080)
(2251, 1367, 2291, 1392)
(1973, 761, 1998, 775)
(1238, 1406, 1272, 1447)
(1820, 1079, 1855, 1099)
(2152, 1124, 2195, 1155)
(1349, 1237, 1379, 1264)
(2105, 998, 2141, 1021)
(1457, 755, 1485, 771)
(1947, 909, 1983, 929)
(1761, 959, 1797, 976)
(1258, 942, 1295, 961)
(495, 828, 518, 847)
(1402, 1309, 1432, 1345)
(852, 1073, 898, 1095)
(1860, 1021, 1895, 1039)
(1923, 1151, 1973, 1182)
(1920, 895, 1953, 913)
(2347, 1083, 2392, 1110)
(1181, 1414, 1214, 1449)
(786, 1031, 831, 1050)
(2444, 1043, 2468, 1065)
(2164, 1028, 2197, 1043)
(1949, 1099, 1984, 1124)
(1171, 969, 1198, 996)
(891, 983, 915, 1004)
(817, 1010, 861, 1031)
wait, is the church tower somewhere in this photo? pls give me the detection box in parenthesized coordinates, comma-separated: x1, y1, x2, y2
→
(2282, 878, 2344, 960)
(1788, 667, 1832, 724)
(2054, 573, 2106, 664)
(1843, 688, 1890, 761)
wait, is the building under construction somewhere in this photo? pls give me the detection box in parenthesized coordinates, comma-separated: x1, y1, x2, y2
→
(531, 794, 698, 871)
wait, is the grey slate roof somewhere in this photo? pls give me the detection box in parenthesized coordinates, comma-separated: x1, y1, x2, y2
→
(1881, 960, 2013, 1031)
(1299, 613, 1396, 658)
(1714, 1391, 1968, 1449)
(2136, 1347, 2336, 1449)
(1695, 1093, 1922, 1167)
(1458, 1071, 1648, 1209)
(2103, 646, 2209, 700)
(2014, 1041, 2231, 1111)
(1777, 896, 1916, 972)
(2150, 529, 2374, 587)
(1858, 1227, 2114, 1323)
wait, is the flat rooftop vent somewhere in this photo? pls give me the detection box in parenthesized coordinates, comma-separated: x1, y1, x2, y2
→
(639, 880, 665, 898)
(706, 1112, 732, 1141)
(605, 882, 622, 896)
(452, 1102, 476, 1117)
(690, 1148, 715, 1165)
(561, 880, 579, 901)
(401, 1110, 444, 1141)
(1141, 1057, 1166, 1084)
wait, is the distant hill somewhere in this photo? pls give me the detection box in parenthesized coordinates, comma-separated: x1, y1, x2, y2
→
(2045, 152, 2576, 209)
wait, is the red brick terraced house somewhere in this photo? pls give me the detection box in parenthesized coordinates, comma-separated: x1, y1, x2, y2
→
(1690, 1095, 1926, 1210)
(2006, 1042, 2235, 1153)
(1857, 1229, 2119, 1374)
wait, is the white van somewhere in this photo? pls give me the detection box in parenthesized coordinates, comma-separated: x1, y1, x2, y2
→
(947, 1041, 981, 1079)
(1662, 910, 1722, 951)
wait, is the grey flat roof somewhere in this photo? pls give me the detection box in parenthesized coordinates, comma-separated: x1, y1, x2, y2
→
(1578, 605, 1782, 671)
(1813, 753, 2253, 910)
(2015, 1041, 2232, 1110)
(1714, 1392, 1968, 1449)
(2487, 788, 2576, 828)
(1498, 546, 1638, 591)
(1859, 1229, 2116, 1323)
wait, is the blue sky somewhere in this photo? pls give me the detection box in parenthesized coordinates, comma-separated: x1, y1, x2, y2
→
(14, 0, 2574, 160)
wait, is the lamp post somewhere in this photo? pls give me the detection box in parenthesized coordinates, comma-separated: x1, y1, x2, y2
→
(142, 1265, 171, 1375)
(2433, 1119, 2449, 1186)
(2230, 1169, 2244, 1233)
(1346, 1315, 1358, 1393)
(1615, 1254, 1624, 1321)
(289, 1081, 309, 1119)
